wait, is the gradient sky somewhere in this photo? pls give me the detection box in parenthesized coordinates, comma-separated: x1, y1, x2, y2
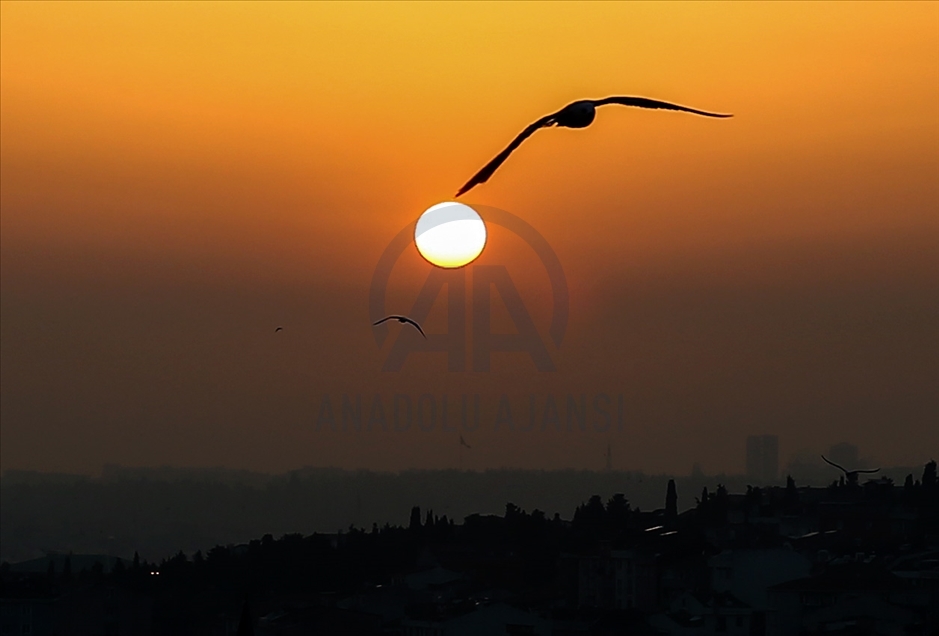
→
(2, 2, 937, 476)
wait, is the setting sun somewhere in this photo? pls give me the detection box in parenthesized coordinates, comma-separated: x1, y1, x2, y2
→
(413, 201, 487, 268)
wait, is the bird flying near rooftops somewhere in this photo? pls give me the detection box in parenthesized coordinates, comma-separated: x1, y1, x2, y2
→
(821, 455, 881, 486)
(455, 96, 732, 197)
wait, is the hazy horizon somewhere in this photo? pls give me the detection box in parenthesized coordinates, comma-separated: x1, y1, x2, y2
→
(4, 460, 933, 565)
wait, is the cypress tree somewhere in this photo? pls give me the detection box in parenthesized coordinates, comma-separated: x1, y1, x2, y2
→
(665, 479, 678, 519)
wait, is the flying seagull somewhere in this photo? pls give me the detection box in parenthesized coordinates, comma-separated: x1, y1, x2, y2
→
(459, 435, 471, 449)
(373, 315, 426, 339)
(274, 326, 283, 332)
(821, 455, 880, 486)
(455, 96, 732, 197)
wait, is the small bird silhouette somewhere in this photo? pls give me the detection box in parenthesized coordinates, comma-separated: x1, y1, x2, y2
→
(373, 315, 426, 338)
(459, 435, 471, 449)
(274, 326, 283, 332)
(456, 96, 731, 197)
(821, 455, 880, 486)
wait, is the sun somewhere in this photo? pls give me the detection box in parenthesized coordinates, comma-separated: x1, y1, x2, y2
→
(414, 202, 487, 268)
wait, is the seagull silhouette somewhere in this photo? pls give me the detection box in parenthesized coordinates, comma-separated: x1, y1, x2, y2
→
(373, 315, 426, 339)
(821, 455, 880, 486)
(274, 326, 283, 332)
(455, 96, 732, 197)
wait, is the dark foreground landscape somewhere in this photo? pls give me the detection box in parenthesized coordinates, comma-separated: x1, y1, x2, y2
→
(2, 462, 938, 635)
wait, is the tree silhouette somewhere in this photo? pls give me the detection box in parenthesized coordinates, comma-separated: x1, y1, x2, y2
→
(606, 493, 630, 526)
(579, 495, 605, 523)
(572, 495, 607, 538)
(665, 479, 678, 520)
(923, 460, 937, 490)
(409, 506, 422, 531)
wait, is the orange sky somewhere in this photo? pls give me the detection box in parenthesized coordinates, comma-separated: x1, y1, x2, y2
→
(2, 2, 937, 475)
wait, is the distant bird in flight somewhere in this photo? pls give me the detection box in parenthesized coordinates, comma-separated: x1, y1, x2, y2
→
(373, 315, 426, 339)
(459, 435, 471, 449)
(455, 96, 732, 197)
(821, 455, 880, 486)
(274, 326, 283, 332)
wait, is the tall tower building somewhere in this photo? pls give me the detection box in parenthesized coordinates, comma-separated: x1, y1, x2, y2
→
(746, 435, 779, 484)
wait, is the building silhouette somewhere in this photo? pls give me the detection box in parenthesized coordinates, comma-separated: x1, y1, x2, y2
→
(2, 460, 938, 636)
(745, 435, 779, 485)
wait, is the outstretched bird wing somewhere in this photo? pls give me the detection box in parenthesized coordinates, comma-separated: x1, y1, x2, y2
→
(401, 317, 427, 338)
(456, 113, 557, 197)
(372, 316, 401, 326)
(821, 455, 848, 473)
(593, 96, 732, 118)
(459, 435, 471, 449)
